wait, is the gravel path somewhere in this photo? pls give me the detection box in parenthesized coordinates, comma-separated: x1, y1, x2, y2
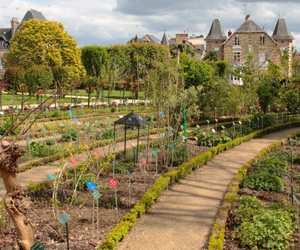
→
(116, 127, 300, 250)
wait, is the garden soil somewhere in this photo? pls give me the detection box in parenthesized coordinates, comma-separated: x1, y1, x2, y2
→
(1, 127, 300, 249)
(116, 127, 300, 250)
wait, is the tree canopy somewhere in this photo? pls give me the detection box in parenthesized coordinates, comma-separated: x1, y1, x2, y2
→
(5, 19, 85, 82)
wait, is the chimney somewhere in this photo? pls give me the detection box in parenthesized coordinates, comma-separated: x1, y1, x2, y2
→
(228, 30, 232, 37)
(11, 17, 19, 37)
(134, 34, 139, 43)
(184, 30, 186, 34)
(245, 14, 250, 20)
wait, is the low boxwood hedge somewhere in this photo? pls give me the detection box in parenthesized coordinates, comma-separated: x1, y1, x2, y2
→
(99, 121, 300, 250)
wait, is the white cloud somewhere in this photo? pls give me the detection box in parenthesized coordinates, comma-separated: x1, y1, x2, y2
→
(0, 0, 299, 50)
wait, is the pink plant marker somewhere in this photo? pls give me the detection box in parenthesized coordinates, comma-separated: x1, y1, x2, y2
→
(144, 113, 147, 116)
(141, 158, 147, 165)
(94, 151, 100, 157)
(70, 158, 77, 164)
(77, 122, 81, 126)
(109, 179, 117, 187)
(2, 141, 9, 146)
(202, 132, 206, 136)
(215, 119, 218, 122)
(149, 135, 154, 140)
(239, 121, 242, 124)
(194, 137, 198, 141)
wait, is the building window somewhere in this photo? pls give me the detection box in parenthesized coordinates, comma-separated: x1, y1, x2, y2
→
(235, 37, 239, 46)
(0, 59, 3, 69)
(234, 52, 241, 62)
(260, 36, 265, 45)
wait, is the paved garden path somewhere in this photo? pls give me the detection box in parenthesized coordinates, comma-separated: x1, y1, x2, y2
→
(116, 127, 300, 250)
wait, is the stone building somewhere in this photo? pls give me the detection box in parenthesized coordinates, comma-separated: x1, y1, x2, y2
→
(0, 9, 46, 78)
(205, 15, 294, 84)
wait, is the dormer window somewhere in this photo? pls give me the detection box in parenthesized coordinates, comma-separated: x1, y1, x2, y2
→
(235, 36, 240, 46)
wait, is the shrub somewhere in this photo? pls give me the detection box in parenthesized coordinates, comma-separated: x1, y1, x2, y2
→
(253, 155, 286, 177)
(234, 209, 294, 249)
(112, 162, 134, 174)
(60, 129, 78, 142)
(240, 172, 284, 192)
(69, 173, 96, 191)
(110, 107, 116, 113)
(45, 138, 55, 146)
(173, 144, 189, 166)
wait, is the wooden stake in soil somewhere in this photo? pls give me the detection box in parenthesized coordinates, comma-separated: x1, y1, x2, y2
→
(70, 158, 77, 199)
(142, 158, 147, 192)
(126, 169, 132, 207)
(170, 144, 175, 168)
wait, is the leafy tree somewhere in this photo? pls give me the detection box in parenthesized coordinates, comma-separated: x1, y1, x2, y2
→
(279, 81, 300, 111)
(24, 65, 53, 95)
(256, 79, 277, 113)
(179, 52, 213, 88)
(83, 76, 98, 107)
(81, 46, 109, 79)
(5, 19, 85, 83)
(3, 66, 25, 93)
(203, 51, 218, 62)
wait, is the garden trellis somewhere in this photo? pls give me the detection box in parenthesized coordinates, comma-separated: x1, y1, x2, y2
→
(114, 110, 150, 162)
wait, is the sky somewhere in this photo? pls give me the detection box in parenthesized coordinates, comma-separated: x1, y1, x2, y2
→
(1, 0, 300, 50)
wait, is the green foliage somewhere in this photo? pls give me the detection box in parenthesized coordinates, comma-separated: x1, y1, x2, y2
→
(112, 162, 134, 174)
(60, 129, 78, 142)
(251, 113, 275, 129)
(110, 106, 116, 113)
(256, 79, 277, 113)
(45, 138, 56, 146)
(24, 65, 53, 94)
(172, 143, 189, 166)
(253, 155, 286, 177)
(196, 133, 231, 147)
(4, 66, 25, 93)
(6, 19, 86, 81)
(179, 52, 214, 88)
(234, 209, 294, 249)
(69, 173, 96, 191)
(28, 141, 62, 158)
(240, 172, 284, 192)
(81, 46, 110, 79)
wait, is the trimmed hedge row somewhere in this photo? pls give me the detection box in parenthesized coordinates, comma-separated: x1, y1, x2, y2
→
(207, 132, 298, 249)
(98, 121, 300, 249)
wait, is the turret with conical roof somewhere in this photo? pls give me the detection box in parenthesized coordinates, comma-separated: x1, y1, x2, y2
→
(205, 17, 227, 60)
(272, 16, 294, 41)
(161, 31, 169, 46)
(205, 17, 227, 41)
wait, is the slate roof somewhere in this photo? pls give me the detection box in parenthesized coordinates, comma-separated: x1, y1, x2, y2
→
(161, 32, 169, 46)
(114, 110, 149, 126)
(0, 28, 12, 42)
(21, 9, 46, 23)
(140, 34, 161, 44)
(205, 17, 227, 41)
(235, 18, 263, 33)
(272, 16, 294, 40)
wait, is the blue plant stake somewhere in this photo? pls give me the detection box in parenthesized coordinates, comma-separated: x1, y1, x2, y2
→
(152, 150, 158, 178)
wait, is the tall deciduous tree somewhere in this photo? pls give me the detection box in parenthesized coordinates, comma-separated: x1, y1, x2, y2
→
(3, 66, 25, 93)
(24, 65, 53, 95)
(5, 19, 85, 83)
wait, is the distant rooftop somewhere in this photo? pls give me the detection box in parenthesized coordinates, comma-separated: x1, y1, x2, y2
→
(272, 16, 294, 40)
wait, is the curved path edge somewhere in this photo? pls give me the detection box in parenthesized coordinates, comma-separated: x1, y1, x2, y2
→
(115, 127, 300, 250)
